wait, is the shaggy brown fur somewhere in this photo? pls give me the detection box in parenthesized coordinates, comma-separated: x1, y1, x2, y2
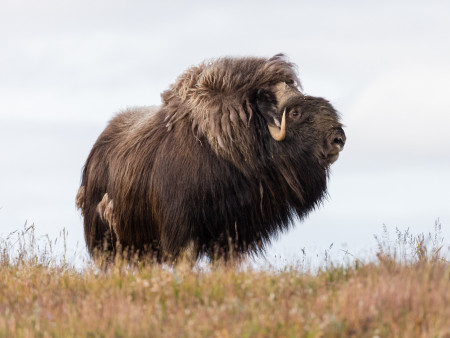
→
(77, 54, 345, 262)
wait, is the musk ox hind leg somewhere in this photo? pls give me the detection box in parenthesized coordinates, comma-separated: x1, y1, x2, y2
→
(88, 192, 162, 265)
(77, 186, 118, 262)
(75, 185, 85, 212)
(96, 193, 119, 243)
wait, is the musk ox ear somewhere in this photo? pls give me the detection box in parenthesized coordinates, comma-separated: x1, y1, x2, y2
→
(255, 89, 286, 141)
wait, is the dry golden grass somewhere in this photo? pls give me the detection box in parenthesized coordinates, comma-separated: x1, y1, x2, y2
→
(1, 224, 449, 337)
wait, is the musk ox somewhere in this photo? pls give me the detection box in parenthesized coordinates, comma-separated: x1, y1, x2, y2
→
(76, 54, 345, 263)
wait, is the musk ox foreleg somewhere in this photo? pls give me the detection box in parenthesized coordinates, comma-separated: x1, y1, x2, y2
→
(176, 240, 199, 265)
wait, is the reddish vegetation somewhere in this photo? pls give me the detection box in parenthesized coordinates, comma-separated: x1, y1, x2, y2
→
(1, 226, 449, 337)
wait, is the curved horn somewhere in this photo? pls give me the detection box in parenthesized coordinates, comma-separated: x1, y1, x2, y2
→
(268, 109, 286, 141)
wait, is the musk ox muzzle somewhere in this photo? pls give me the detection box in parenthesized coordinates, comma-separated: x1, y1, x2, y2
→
(76, 54, 345, 263)
(327, 126, 346, 164)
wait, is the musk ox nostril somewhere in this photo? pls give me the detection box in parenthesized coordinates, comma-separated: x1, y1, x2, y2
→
(333, 136, 345, 147)
(331, 128, 346, 148)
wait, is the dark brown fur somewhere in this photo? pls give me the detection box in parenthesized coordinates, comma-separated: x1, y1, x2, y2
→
(76, 54, 345, 262)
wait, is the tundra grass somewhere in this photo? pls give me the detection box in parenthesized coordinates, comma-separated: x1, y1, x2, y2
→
(0, 224, 449, 337)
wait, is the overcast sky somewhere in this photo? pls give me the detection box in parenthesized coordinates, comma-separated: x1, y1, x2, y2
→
(1, 1, 449, 267)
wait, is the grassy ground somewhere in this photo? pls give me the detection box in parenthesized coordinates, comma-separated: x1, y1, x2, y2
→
(1, 225, 449, 337)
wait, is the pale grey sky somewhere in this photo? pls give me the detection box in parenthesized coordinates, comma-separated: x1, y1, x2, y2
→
(1, 0, 449, 266)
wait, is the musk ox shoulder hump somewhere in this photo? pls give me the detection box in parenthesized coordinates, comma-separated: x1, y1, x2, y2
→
(162, 54, 301, 164)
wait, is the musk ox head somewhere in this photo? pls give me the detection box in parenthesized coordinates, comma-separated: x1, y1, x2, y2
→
(76, 54, 345, 263)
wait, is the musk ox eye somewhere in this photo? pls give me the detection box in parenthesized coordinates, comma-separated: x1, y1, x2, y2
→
(290, 109, 301, 118)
